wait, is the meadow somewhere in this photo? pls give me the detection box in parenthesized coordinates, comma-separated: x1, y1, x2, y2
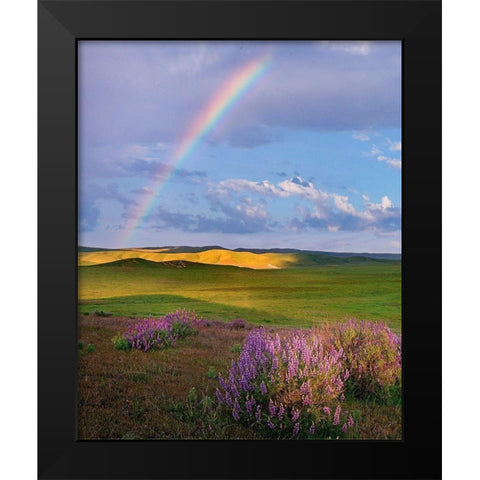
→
(77, 248, 402, 439)
(78, 253, 401, 332)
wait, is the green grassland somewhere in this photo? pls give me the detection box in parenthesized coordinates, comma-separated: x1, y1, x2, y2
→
(78, 257, 401, 332)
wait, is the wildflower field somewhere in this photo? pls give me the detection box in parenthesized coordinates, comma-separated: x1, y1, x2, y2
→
(78, 253, 401, 440)
(78, 313, 401, 440)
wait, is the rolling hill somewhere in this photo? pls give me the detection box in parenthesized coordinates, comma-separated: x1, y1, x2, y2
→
(78, 247, 399, 269)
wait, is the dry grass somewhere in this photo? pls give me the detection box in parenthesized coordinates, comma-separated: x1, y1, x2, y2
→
(78, 315, 257, 439)
(77, 315, 401, 440)
(78, 248, 298, 269)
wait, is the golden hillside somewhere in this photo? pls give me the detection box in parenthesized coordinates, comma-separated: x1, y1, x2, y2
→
(78, 248, 299, 270)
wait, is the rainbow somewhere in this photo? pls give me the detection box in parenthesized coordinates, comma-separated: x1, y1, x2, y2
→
(120, 53, 272, 247)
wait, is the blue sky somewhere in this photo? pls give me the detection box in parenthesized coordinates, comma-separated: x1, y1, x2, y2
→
(78, 41, 401, 252)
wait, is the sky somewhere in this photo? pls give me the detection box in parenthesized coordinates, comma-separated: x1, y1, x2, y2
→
(78, 41, 401, 253)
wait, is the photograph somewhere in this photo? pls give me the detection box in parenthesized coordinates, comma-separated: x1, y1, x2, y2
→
(77, 40, 403, 441)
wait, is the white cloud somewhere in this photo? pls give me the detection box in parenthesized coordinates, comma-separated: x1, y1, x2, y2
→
(377, 155, 402, 170)
(352, 132, 370, 141)
(386, 159, 402, 170)
(384, 137, 402, 151)
(214, 176, 400, 233)
(370, 145, 383, 156)
(218, 178, 288, 197)
(364, 138, 401, 165)
(235, 198, 268, 219)
(381, 196, 393, 209)
(219, 176, 333, 205)
(332, 194, 358, 216)
(363, 195, 394, 214)
(278, 177, 330, 203)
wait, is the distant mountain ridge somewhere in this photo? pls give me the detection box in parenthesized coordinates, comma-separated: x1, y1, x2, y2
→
(78, 246, 117, 252)
(232, 248, 401, 261)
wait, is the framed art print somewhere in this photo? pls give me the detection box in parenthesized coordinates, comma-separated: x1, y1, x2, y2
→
(38, 1, 441, 479)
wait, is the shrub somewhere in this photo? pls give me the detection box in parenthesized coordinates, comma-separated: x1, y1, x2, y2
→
(207, 366, 217, 379)
(321, 319, 401, 400)
(86, 343, 95, 353)
(166, 309, 201, 338)
(215, 328, 353, 439)
(120, 309, 204, 352)
(112, 333, 129, 351)
(124, 318, 177, 352)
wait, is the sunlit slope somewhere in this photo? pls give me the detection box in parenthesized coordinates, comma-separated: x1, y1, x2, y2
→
(78, 248, 300, 269)
(78, 248, 395, 269)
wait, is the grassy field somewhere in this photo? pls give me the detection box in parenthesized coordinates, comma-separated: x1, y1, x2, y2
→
(78, 257, 401, 332)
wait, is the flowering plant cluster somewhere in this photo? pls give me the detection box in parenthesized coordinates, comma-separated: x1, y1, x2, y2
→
(215, 320, 401, 438)
(321, 319, 401, 399)
(215, 328, 354, 438)
(116, 309, 204, 352)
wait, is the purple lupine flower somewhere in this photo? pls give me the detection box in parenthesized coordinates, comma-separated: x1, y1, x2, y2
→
(293, 423, 300, 436)
(342, 423, 347, 433)
(348, 415, 354, 427)
(255, 405, 262, 423)
(267, 418, 276, 429)
(218, 375, 228, 391)
(215, 389, 224, 403)
(214, 324, 383, 438)
(272, 356, 279, 371)
(230, 382, 240, 399)
(300, 380, 311, 396)
(300, 380, 313, 406)
(122, 309, 202, 352)
(245, 398, 254, 415)
(268, 399, 277, 417)
(333, 405, 341, 425)
(286, 351, 299, 381)
(239, 374, 250, 392)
